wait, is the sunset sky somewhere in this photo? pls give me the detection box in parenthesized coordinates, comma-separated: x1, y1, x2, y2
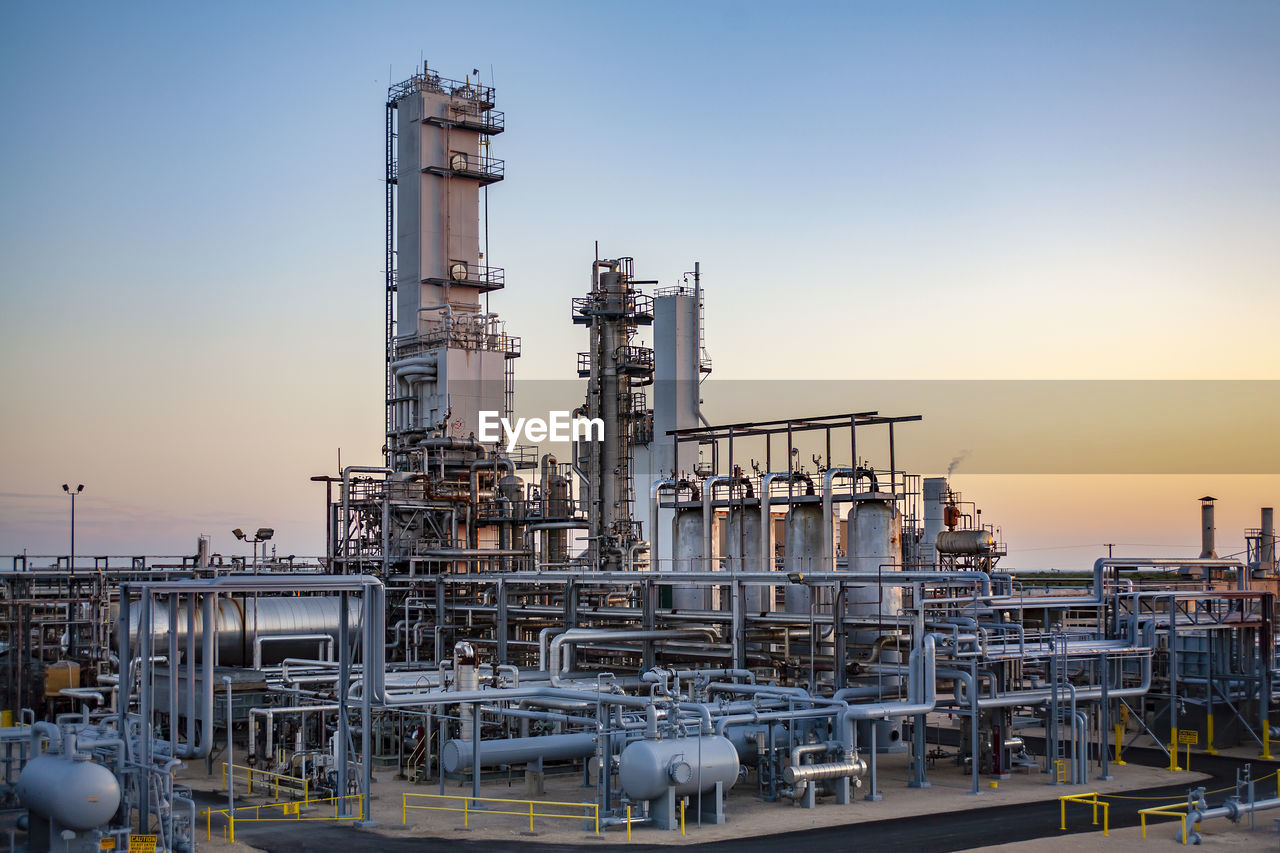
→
(2, 1, 1277, 568)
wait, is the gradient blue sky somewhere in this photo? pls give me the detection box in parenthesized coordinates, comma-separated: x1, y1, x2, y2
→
(2, 1, 1277, 567)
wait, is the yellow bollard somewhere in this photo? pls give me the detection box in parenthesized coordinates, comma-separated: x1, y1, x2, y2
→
(626, 805, 631, 841)
(402, 795, 406, 825)
(680, 799, 685, 836)
(464, 797, 470, 829)
(1059, 798, 1066, 831)
(1205, 713, 1217, 755)
(1102, 802, 1109, 837)
(529, 801, 534, 833)
(1168, 730, 1181, 771)
(1263, 719, 1273, 760)
(1114, 723, 1126, 765)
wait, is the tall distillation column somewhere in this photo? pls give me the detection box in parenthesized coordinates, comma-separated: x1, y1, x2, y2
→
(386, 64, 519, 461)
(574, 258, 654, 569)
(632, 266, 710, 567)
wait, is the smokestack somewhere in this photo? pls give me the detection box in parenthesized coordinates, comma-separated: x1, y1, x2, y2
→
(1263, 507, 1275, 573)
(1199, 496, 1217, 559)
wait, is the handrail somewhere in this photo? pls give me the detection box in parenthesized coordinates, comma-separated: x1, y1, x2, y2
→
(203, 794, 364, 843)
(402, 792, 599, 835)
(221, 762, 309, 800)
(1058, 792, 1110, 838)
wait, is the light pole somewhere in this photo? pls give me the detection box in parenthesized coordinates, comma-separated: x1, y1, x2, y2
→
(61, 484, 83, 575)
(232, 527, 274, 572)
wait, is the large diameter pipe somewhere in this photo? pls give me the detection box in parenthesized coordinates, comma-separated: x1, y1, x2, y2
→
(547, 628, 716, 689)
(650, 478, 677, 572)
(845, 635, 937, 721)
(702, 476, 728, 572)
(442, 732, 600, 772)
(1189, 797, 1280, 844)
(822, 468, 856, 572)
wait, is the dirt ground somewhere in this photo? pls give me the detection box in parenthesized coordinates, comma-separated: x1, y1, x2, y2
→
(180, 737, 1280, 851)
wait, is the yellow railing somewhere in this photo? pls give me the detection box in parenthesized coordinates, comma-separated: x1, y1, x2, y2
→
(203, 794, 364, 843)
(1059, 792, 1109, 838)
(401, 793, 600, 835)
(221, 762, 309, 800)
(1138, 802, 1194, 845)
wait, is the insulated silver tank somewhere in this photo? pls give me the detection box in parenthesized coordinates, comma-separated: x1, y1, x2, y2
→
(936, 529, 995, 555)
(783, 504, 824, 614)
(726, 508, 770, 613)
(672, 508, 711, 610)
(847, 498, 903, 628)
(17, 756, 121, 830)
(129, 596, 361, 666)
(618, 736, 739, 801)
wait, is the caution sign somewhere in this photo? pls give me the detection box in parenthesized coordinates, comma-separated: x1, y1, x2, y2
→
(128, 835, 157, 853)
(99, 839, 116, 851)
(1178, 730, 1199, 745)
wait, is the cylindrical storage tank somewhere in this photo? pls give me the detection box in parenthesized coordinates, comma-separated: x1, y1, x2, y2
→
(618, 736, 739, 801)
(847, 498, 904, 742)
(17, 756, 121, 830)
(129, 596, 361, 667)
(672, 508, 710, 611)
(921, 478, 947, 568)
(726, 508, 770, 613)
(783, 504, 824, 614)
(847, 498, 903, 631)
(935, 529, 995, 555)
(443, 732, 602, 772)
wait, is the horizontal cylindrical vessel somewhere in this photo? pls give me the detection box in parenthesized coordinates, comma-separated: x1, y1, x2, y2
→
(17, 756, 121, 830)
(936, 529, 995, 555)
(129, 596, 360, 666)
(618, 735, 739, 801)
(782, 756, 867, 785)
(442, 732, 599, 772)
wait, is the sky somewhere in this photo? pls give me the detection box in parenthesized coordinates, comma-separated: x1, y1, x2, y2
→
(1, 1, 1277, 568)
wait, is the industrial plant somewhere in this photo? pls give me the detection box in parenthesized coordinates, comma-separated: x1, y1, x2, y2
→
(3, 63, 1279, 852)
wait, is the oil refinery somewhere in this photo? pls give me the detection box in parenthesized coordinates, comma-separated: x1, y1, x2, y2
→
(3, 62, 1280, 853)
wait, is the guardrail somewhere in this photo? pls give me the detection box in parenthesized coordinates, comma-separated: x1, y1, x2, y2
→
(1138, 801, 1192, 845)
(203, 794, 364, 843)
(221, 762, 309, 800)
(401, 793, 599, 835)
(1058, 792, 1110, 838)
